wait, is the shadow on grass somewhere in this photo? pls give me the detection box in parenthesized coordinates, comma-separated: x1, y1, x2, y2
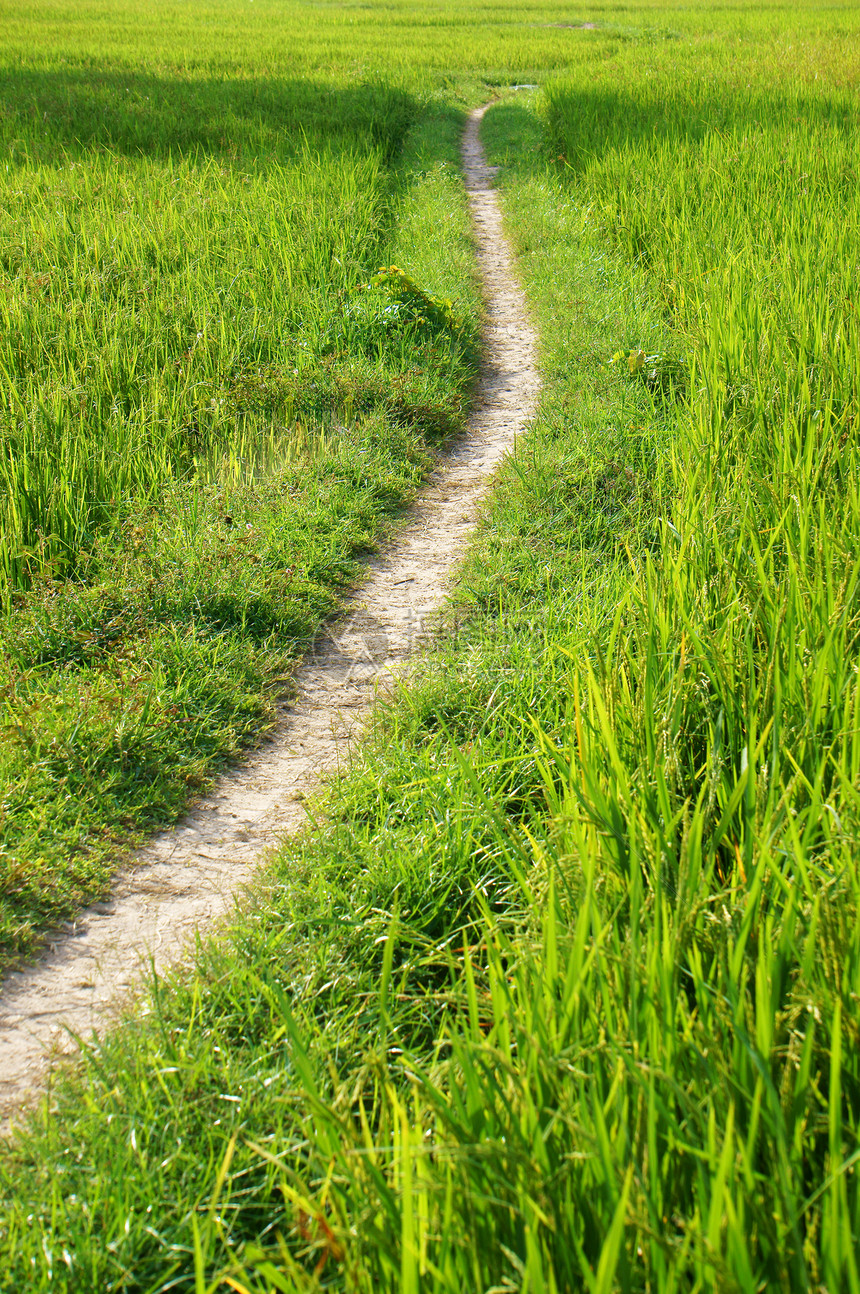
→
(484, 84, 858, 176)
(1, 65, 418, 164)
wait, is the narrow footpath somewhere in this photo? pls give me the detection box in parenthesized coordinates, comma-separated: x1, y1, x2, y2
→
(0, 105, 540, 1127)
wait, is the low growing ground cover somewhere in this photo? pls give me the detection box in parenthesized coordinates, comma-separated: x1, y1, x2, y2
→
(2, 0, 860, 1290)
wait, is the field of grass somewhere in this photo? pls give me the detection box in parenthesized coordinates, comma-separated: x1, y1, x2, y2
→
(2, 0, 860, 1289)
(0, 23, 485, 960)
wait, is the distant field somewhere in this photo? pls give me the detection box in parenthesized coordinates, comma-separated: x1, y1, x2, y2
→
(2, 1, 860, 1290)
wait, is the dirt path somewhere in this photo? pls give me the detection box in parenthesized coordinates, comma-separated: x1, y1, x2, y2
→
(0, 105, 539, 1129)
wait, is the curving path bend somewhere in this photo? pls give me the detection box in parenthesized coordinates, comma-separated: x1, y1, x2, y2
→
(0, 105, 540, 1130)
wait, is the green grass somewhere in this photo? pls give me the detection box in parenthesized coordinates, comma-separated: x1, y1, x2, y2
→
(0, 74, 481, 961)
(2, 0, 860, 1290)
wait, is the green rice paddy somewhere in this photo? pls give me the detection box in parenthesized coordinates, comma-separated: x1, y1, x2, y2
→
(1, 0, 859, 1289)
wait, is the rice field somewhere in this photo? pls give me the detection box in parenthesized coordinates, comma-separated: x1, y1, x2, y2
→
(2, 0, 860, 1289)
(0, 15, 480, 956)
(0, 76, 413, 591)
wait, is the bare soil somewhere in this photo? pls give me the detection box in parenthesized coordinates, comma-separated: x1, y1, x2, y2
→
(0, 105, 539, 1129)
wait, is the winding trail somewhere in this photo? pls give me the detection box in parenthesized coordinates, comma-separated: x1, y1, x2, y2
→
(0, 106, 540, 1128)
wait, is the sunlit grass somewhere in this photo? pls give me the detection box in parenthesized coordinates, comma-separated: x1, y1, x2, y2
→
(0, 76, 480, 958)
(1, 1, 859, 1289)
